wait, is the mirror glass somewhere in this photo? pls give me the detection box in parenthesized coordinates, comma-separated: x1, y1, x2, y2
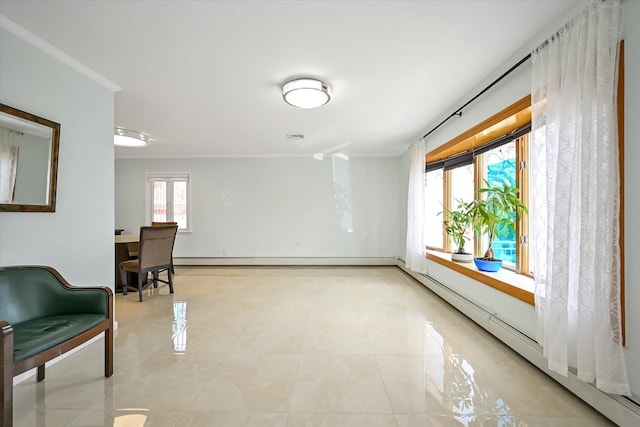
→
(0, 103, 60, 212)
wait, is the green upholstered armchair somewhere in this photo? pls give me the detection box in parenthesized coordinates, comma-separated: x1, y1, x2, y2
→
(0, 265, 113, 427)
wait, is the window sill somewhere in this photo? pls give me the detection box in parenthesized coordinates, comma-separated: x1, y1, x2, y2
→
(426, 250, 535, 306)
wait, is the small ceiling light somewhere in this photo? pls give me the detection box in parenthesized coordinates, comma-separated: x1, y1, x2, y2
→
(114, 127, 150, 147)
(282, 78, 331, 109)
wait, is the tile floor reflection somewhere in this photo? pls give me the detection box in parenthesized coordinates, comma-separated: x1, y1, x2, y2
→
(11, 266, 615, 426)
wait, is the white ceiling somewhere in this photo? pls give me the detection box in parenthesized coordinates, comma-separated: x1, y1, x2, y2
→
(0, 0, 584, 158)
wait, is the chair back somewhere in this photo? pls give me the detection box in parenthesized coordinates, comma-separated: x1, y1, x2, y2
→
(151, 221, 178, 227)
(137, 225, 178, 271)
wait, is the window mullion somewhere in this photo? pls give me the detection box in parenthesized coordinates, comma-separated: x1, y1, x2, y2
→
(442, 169, 452, 252)
(166, 181, 174, 222)
(473, 155, 484, 258)
(516, 135, 530, 275)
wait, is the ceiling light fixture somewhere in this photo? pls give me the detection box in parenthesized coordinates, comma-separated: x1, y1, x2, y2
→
(114, 127, 150, 147)
(282, 78, 331, 109)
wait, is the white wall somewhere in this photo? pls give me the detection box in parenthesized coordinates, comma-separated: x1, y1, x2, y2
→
(115, 156, 400, 260)
(0, 27, 115, 287)
(424, 60, 533, 154)
(406, 0, 640, 399)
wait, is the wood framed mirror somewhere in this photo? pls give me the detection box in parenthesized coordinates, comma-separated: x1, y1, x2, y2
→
(0, 103, 60, 212)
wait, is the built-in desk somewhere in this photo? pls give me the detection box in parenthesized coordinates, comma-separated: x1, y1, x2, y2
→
(114, 234, 139, 292)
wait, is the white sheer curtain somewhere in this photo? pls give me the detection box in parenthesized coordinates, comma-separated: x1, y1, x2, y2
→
(0, 128, 20, 203)
(530, 0, 629, 395)
(405, 139, 427, 274)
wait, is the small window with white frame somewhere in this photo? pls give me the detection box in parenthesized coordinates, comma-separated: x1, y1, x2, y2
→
(145, 172, 191, 231)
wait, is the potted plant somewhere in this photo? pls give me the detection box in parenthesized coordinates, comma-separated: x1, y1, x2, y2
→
(442, 200, 474, 263)
(469, 180, 528, 272)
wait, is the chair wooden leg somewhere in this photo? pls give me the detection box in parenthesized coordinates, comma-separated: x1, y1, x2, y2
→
(1, 369, 11, 427)
(2, 323, 14, 427)
(168, 269, 174, 294)
(104, 328, 113, 378)
(152, 271, 159, 288)
(36, 364, 45, 382)
(120, 268, 128, 296)
(137, 274, 144, 302)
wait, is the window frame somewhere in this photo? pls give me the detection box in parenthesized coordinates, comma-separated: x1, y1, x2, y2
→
(424, 167, 445, 251)
(424, 81, 625, 319)
(425, 96, 533, 304)
(145, 172, 192, 232)
(475, 134, 527, 273)
(445, 162, 475, 254)
(434, 135, 529, 271)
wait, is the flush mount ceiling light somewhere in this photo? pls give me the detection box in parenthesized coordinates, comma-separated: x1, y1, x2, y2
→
(114, 127, 150, 147)
(282, 78, 331, 109)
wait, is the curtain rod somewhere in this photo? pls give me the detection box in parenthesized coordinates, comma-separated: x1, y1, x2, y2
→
(422, 53, 532, 140)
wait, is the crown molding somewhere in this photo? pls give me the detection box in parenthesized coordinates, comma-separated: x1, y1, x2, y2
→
(0, 15, 121, 92)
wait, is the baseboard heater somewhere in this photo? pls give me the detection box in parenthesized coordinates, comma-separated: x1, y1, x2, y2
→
(397, 261, 640, 427)
(175, 257, 398, 266)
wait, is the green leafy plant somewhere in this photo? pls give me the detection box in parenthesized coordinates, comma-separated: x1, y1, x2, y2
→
(442, 200, 474, 255)
(469, 180, 528, 260)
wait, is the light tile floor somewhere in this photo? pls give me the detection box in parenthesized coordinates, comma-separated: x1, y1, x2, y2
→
(12, 266, 616, 426)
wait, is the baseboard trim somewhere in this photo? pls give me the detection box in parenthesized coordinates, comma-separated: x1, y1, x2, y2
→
(396, 259, 640, 427)
(174, 257, 398, 266)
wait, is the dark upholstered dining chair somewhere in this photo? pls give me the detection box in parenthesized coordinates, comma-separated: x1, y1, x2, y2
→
(128, 222, 178, 260)
(151, 221, 178, 227)
(119, 225, 178, 302)
(151, 221, 178, 273)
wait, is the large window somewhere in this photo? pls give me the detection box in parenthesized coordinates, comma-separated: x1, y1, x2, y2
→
(425, 96, 532, 277)
(426, 135, 528, 273)
(424, 49, 624, 310)
(145, 173, 191, 231)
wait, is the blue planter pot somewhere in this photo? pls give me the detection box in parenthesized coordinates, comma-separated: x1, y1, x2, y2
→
(474, 258, 502, 272)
